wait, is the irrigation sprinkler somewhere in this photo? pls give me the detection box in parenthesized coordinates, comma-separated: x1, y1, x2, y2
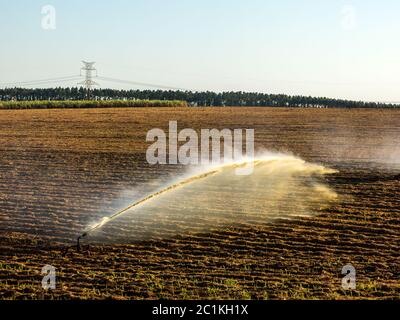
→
(77, 232, 87, 252)
(73, 159, 283, 250)
(74, 157, 335, 251)
(75, 168, 222, 250)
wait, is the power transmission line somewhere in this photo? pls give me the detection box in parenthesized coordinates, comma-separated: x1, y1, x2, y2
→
(98, 76, 188, 91)
(14, 78, 83, 87)
(0, 61, 192, 91)
(0, 75, 82, 87)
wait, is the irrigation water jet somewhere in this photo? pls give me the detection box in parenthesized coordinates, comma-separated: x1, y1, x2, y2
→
(77, 154, 336, 250)
(76, 160, 263, 247)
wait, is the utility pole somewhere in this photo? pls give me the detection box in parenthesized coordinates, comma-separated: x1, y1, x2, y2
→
(78, 61, 98, 99)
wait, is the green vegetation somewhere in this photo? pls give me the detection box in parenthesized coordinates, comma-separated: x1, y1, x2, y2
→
(1, 87, 399, 108)
(0, 99, 188, 110)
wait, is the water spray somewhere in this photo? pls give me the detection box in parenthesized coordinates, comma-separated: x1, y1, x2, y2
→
(76, 156, 337, 250)
(76, 168, 225, 250)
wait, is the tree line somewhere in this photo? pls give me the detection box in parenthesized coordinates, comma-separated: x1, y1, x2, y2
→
(0, 87, 398, 108)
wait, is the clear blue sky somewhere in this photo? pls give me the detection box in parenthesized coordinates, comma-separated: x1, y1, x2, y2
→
(0, 0, 399, 102)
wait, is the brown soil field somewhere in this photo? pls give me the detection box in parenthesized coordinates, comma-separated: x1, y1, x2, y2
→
(0, 107, 399, 300)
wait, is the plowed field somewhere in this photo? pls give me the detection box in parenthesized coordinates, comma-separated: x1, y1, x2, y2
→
(0, 107, 399, 299)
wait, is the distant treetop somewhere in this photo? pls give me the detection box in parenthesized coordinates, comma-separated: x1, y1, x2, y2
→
(0, 87, 398, 108)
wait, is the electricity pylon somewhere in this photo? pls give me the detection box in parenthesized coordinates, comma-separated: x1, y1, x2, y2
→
(78, 61, 98, 99)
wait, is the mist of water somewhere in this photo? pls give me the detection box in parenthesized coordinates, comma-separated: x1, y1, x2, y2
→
(83, 152, 338, 244)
